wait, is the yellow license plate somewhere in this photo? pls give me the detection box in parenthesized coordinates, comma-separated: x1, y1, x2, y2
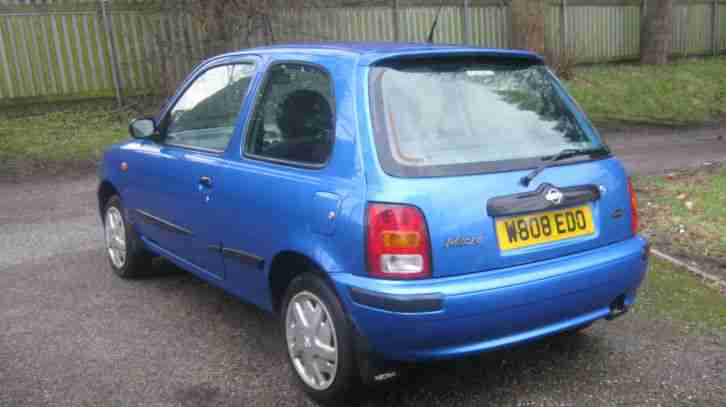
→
(495, 205, 595, 251)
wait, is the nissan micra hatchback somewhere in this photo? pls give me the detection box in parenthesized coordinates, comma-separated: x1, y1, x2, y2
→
(98, 43, 648, 402)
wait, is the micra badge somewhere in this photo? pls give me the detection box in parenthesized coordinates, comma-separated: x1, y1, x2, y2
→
(445, 235, 483, 248)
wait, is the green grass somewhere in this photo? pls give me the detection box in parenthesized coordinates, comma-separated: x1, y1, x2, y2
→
(564, 56, 726, 124)
(635, 164, 726, 263)
(0, 99, 155, 179)
(638, 258, 726, 333)
(0, 109, 126, 178)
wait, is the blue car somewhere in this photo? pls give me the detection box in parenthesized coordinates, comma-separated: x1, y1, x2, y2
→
(98, 43, 649, 402)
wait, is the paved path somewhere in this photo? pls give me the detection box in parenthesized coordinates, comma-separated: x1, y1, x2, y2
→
(605, 125, 726, 175)
(1, 129, 726, 406)
(0, 176, 101, 270)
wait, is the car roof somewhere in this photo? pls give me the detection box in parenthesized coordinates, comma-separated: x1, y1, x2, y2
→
(224, 42, 543, 66)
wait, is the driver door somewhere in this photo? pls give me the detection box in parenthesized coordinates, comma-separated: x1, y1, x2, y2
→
(125, 61, 257, 279)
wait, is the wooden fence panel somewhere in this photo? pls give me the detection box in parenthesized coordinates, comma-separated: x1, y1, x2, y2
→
(470, 5, 510, 48)
(0, 8, 116, 99)
(1, 0, 725, 103)
(672, 3, 713, 56)
(332, 7, 396, 42)
(545, 3, 562, 56)
(398, 5, 462, 43)
(567, 4, 640, 62)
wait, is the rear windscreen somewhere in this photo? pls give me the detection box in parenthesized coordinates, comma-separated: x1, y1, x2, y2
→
(369, 58, 603, 177)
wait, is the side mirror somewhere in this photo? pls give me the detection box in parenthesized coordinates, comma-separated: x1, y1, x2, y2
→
(129, 118, 156, 139)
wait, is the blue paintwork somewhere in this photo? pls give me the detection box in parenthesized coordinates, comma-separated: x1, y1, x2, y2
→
(332, 236, 647, 361)
(99, 43, 648, 363)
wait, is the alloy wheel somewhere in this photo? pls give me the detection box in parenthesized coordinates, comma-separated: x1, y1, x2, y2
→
(104, 206, 127, 269)
(285, 290, 339, 390)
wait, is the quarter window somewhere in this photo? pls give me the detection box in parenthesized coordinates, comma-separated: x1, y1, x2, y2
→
(165, 64, 255, 152)
(245, 64, 334, 166)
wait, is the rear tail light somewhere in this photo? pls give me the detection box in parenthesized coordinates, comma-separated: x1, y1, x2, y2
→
(627, 177, 638, 235)
(366, 203, 431, 279)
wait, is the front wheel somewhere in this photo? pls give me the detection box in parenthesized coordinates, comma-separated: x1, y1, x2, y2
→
(281, 273, 358, 403)
(103, 196, 152, 278)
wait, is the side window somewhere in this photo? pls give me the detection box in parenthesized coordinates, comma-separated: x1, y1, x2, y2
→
(164, 64, 255, 152)
(245, 64, 334, 166)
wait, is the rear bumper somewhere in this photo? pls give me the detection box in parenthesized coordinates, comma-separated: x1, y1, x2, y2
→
(331, 236, 649, 362)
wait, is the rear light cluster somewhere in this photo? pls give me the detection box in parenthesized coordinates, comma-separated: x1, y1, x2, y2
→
(627, 177, 638, 236)
(366, 203, 431, 279)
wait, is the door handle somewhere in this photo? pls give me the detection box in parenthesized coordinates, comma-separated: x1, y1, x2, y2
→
(199, 176, 213, 188)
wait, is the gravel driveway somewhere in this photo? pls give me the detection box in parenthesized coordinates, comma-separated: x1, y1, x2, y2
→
(1, 131, 725, 406)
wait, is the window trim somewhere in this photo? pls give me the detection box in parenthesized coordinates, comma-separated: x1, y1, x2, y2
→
(241, 60, 336, 170)
(157, 60, 258, 155)
(368, 60, 610, 178)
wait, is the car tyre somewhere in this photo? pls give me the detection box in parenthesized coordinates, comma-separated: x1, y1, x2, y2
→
(103, 195, 152, 278)
(281, 273, 359, 404)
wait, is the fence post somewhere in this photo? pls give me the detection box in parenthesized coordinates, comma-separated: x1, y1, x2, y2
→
(463, 0, 472, 44)
(682, 5, 688, 57)
(713, 0, 719, 55)
(640, 0, 646, 57)
(560, 0, 567, 56)
(100, 0, 122, 108)
(510, 0, 546, 53)
(392, 0, 400, 41)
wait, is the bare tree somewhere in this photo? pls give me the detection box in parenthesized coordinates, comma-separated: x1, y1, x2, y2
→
(510, 0, 545, 54)
(189, 0, 307, 57)
(188, 0, 383, 58)
(139, 0, 388, 97)
(144, 0, 306, 96)
(641, 0, 673, 65)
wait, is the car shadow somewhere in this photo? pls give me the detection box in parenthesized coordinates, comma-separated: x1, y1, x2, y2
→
(133, 257, 284, 358)
(350, 332, 604, 406)
(134, 258, 610, 406)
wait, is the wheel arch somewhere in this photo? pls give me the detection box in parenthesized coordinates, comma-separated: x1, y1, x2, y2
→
(97, 180, 120, 219)
(268, 250, 339, 315)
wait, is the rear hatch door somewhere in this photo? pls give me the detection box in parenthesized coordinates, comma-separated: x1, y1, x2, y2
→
(366, 54, 634, 277)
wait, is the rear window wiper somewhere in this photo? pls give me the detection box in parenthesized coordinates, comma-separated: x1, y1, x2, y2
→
(520, 146, 610, 187)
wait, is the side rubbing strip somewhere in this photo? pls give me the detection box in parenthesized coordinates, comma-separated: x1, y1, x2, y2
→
(221, 247, 265, 270)
(135, 209, 193, 236)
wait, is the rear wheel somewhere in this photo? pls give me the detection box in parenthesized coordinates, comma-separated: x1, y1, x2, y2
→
(103, 196, 152, 278)
(281, 273, 358, 403)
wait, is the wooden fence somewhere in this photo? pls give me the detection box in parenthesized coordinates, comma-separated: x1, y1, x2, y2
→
(0, 0, 724, 103)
